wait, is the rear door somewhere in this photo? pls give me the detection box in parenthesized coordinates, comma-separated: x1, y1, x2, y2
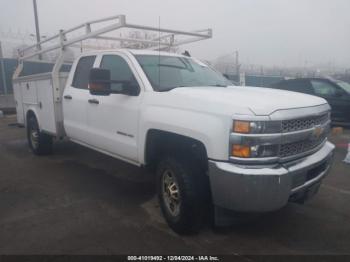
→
(86, 53, 143, 163)
(310, 79, 350, 123)
(63, 55, 97, 144)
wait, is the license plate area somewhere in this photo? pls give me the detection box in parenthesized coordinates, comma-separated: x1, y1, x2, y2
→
(292, 159, 329, 189)
(306, 161, 328, 181)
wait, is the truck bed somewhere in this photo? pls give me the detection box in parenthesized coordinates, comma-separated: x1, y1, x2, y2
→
(13, 72, 69, 137)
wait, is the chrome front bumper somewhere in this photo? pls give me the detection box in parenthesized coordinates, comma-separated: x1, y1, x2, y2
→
(208, 141, 335, 212)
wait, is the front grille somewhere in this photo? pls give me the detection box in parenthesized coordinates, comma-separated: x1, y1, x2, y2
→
(279, 136, 326, 158)
(282, 113, 329, 133)
(279, 112, 330, 158)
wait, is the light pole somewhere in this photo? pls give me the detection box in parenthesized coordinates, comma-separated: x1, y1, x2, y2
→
(32, 0, 42, 60)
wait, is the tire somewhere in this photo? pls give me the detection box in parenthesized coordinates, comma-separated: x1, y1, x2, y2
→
(156, 156, 208, 234)
(27, 115, 53, 155)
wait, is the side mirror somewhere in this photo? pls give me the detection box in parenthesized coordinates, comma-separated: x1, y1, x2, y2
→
(89, 68, 111, 96)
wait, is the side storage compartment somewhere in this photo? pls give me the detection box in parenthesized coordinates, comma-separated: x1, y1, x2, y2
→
(21, 80, 40, 128)
(22, 80, 38, 106)
(13, 72, 69, 137)
(14, 78, 43, 130)
(13, 82, 24, 125)
(53, 73, 69, 137)
(36, 78, 57, 135)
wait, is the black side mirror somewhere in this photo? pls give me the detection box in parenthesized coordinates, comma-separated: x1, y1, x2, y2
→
(89, 68, 111, 96)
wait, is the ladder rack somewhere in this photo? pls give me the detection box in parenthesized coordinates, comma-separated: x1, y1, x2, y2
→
(17, 15, 212, 61)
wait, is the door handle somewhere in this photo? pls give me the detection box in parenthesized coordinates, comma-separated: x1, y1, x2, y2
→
(88, 99, 99, 104)
(64, 95, 72, 100)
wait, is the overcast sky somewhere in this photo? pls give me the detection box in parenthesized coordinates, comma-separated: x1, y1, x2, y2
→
(0, 0, 349, 67)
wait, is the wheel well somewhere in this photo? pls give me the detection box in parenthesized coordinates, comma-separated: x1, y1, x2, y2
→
(145, 129, 208, 171)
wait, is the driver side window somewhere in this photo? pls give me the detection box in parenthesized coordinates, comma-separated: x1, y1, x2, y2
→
(100, 55, 140, 94)
(311, 80, 336, 96)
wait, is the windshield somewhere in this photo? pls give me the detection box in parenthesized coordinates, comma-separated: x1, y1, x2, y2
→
(337, 81, 350, 93)
(135, 55, 231, 92)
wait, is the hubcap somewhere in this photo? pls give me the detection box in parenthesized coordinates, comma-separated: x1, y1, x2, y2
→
(162, 169, 181, 217)
(30, 127, 39, 149)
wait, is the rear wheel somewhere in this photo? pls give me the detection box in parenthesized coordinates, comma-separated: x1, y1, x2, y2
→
(157, 156, 208, 234)
(27, 115, 53, 155)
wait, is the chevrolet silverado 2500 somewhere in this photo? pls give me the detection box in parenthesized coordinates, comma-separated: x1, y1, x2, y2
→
(13, 16, 334, 233)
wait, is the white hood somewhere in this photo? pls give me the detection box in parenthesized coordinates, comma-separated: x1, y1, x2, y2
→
(169, 86, 328, 116)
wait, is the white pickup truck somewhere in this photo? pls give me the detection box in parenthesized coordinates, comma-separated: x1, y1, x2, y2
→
(13, 16, 334, 233)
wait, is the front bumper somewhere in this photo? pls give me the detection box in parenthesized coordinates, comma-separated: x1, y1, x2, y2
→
(208, 141, 335, 212)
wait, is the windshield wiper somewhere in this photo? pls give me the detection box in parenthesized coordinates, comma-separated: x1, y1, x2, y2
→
(209, 84, 228, 87)
(158, 64, 187, 70)
(158, 84, 227, 92)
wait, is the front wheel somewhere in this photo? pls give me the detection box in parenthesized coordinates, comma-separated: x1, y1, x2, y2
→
(156, 156, 208, 234)
(27, 116, 53, 155)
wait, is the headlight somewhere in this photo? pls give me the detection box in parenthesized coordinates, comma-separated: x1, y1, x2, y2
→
(233, 120, 281, 134)
(231, 120, 281, 159)
(231, 144, 279, 158)
(249, 144, 279, 158)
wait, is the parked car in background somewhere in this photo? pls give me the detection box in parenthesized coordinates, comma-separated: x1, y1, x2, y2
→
(335, 80, 350, 94)
(269, 78, 350, 125)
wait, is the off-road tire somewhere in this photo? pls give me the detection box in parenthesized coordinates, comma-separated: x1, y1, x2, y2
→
(156, 156, 208, 234)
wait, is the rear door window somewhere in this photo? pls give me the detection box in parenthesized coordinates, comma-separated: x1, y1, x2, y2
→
(72, 56, 96, 89)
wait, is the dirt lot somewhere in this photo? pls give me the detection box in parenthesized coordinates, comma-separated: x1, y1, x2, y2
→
(0, 115, 349, 256)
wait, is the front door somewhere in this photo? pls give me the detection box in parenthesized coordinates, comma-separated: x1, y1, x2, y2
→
(86, 53, 142, 163)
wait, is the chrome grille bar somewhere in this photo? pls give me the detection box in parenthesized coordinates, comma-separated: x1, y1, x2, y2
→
(282, 113, 329, 133)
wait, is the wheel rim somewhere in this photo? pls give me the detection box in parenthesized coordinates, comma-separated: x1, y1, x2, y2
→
(30, 124, 39, 149)
(161, 169, 181, 217)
